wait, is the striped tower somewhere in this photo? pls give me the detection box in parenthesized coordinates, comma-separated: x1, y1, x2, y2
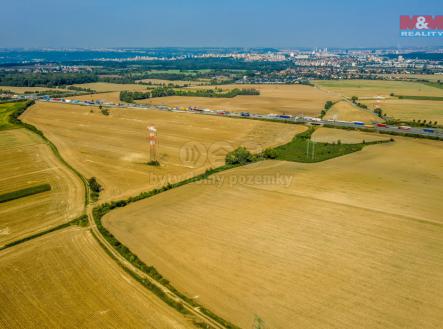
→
(147, 126, 158, 163)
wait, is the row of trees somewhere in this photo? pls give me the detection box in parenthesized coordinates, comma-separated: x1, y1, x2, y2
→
(120, 87, 260, 102)
(0, 72, 97, 87)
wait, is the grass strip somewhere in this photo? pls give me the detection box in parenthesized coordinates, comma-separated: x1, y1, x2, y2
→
(8, 100, 90, 205)
(0, 215, 88, 251)
(93, 166, 242, 329)
(0, 184, 51, 203)
(398, 95, 443, 101)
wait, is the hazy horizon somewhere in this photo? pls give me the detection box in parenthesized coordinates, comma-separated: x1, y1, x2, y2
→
(2, 0, 443, 49)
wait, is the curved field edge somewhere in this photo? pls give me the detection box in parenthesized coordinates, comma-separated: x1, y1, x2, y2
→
(10, 101, 89, 205)
(0, 227, 196, 329)
(0, 102, 88, 248)
(11, 101, 396, 328)
(91, 131, 389, 328)
(12, 101, 240, 328)
(93, 165, 243, 329)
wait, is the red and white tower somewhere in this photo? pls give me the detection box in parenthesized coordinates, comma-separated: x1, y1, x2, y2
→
(147, 126, 158, 163)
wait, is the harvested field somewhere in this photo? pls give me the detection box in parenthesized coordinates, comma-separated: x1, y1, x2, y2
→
(361, 98, 443, 123)
(137, 79, 206, 86)
(0, 129, 83, 246)
(67, 92, 122, 104)
(138, 84, 337, 117)
(104, 137, 443, 329)
(315, 79, 443, 98)
(0, 227, 194, 328)
(71, 82, 150, 92)
(311, 127, 390, 144)
(0, 86, 60, 94)
(323, 101, 382, 123)
(22, 102, 303, 201)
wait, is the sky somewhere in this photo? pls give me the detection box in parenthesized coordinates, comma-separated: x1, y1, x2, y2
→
(1, 0, 443, 49)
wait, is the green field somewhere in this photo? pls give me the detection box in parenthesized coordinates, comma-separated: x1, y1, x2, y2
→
(272, 127, 389, 163)
(0, 102, 27, 130)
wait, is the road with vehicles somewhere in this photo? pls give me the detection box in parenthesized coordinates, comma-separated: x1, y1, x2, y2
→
(15, 94, 443, 139)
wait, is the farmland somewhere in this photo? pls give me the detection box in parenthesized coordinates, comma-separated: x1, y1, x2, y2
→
(361, 98, 443, 123)
(0, 128, 84, 246)
(377, 74, 443, 82)
(136, 78, 207, 86)
(138, 84, 337, 117)
(67, 91, 122, 104)
(71, 82, 150, 92)
(103, 136, 443, 329)
(315, 79, 443, 98)
(0, 86, 60, 94)
(311, 127, 390, 144)
(22, 101, 303, 201)
(323, 100, 382, 123)
(0, 227, 194, 328)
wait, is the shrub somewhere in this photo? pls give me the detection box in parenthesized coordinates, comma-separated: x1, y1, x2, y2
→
(225, 147, 254, 165)
(262, 148, 278, 159)
(324, 100, 333, 110)
(147, 160, 160, 166)
(88, 177, 102, 193)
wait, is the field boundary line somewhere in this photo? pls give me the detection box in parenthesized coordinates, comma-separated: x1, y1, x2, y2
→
(90, 165, 243, 329)
(9, 100, 90, 205)
(0, 214, 88, 251)
(10, 100, 238, 328)
(244, 183, 443, 228)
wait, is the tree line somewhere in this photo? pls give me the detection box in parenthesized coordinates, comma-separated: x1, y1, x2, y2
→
(120, 87, 260, 102)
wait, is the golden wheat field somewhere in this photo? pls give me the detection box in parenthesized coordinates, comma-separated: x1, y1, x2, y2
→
(138, 84, 337, 116)
(104, 136, 443, 329)
(0, 227, 194, 328)
(323, 101, 382, 123)
(137, 79, 206, 86)
(72, 82, 150, 92)
(315, 79, 443, 98)
(361, 98, 443, 123)
(0, 86, 60, 94)
(311, 127, 390, 144)
(21, 102, 303, 201)
(67, 91, 122, 104)
(0, 129, 84, 246)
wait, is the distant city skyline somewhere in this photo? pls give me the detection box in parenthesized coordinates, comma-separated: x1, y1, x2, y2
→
(1, 0, 443, 48)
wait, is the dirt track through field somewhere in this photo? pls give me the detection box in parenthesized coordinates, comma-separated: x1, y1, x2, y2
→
(104, 136, 443, 329)
(0, 227, 195, 328)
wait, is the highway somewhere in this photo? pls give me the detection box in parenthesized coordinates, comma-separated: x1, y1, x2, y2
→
(17, 94, 443, 140)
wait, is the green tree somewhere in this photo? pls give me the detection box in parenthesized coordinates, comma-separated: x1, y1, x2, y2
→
(225, 147, 254, 165)
(324, 100, 333, 110)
